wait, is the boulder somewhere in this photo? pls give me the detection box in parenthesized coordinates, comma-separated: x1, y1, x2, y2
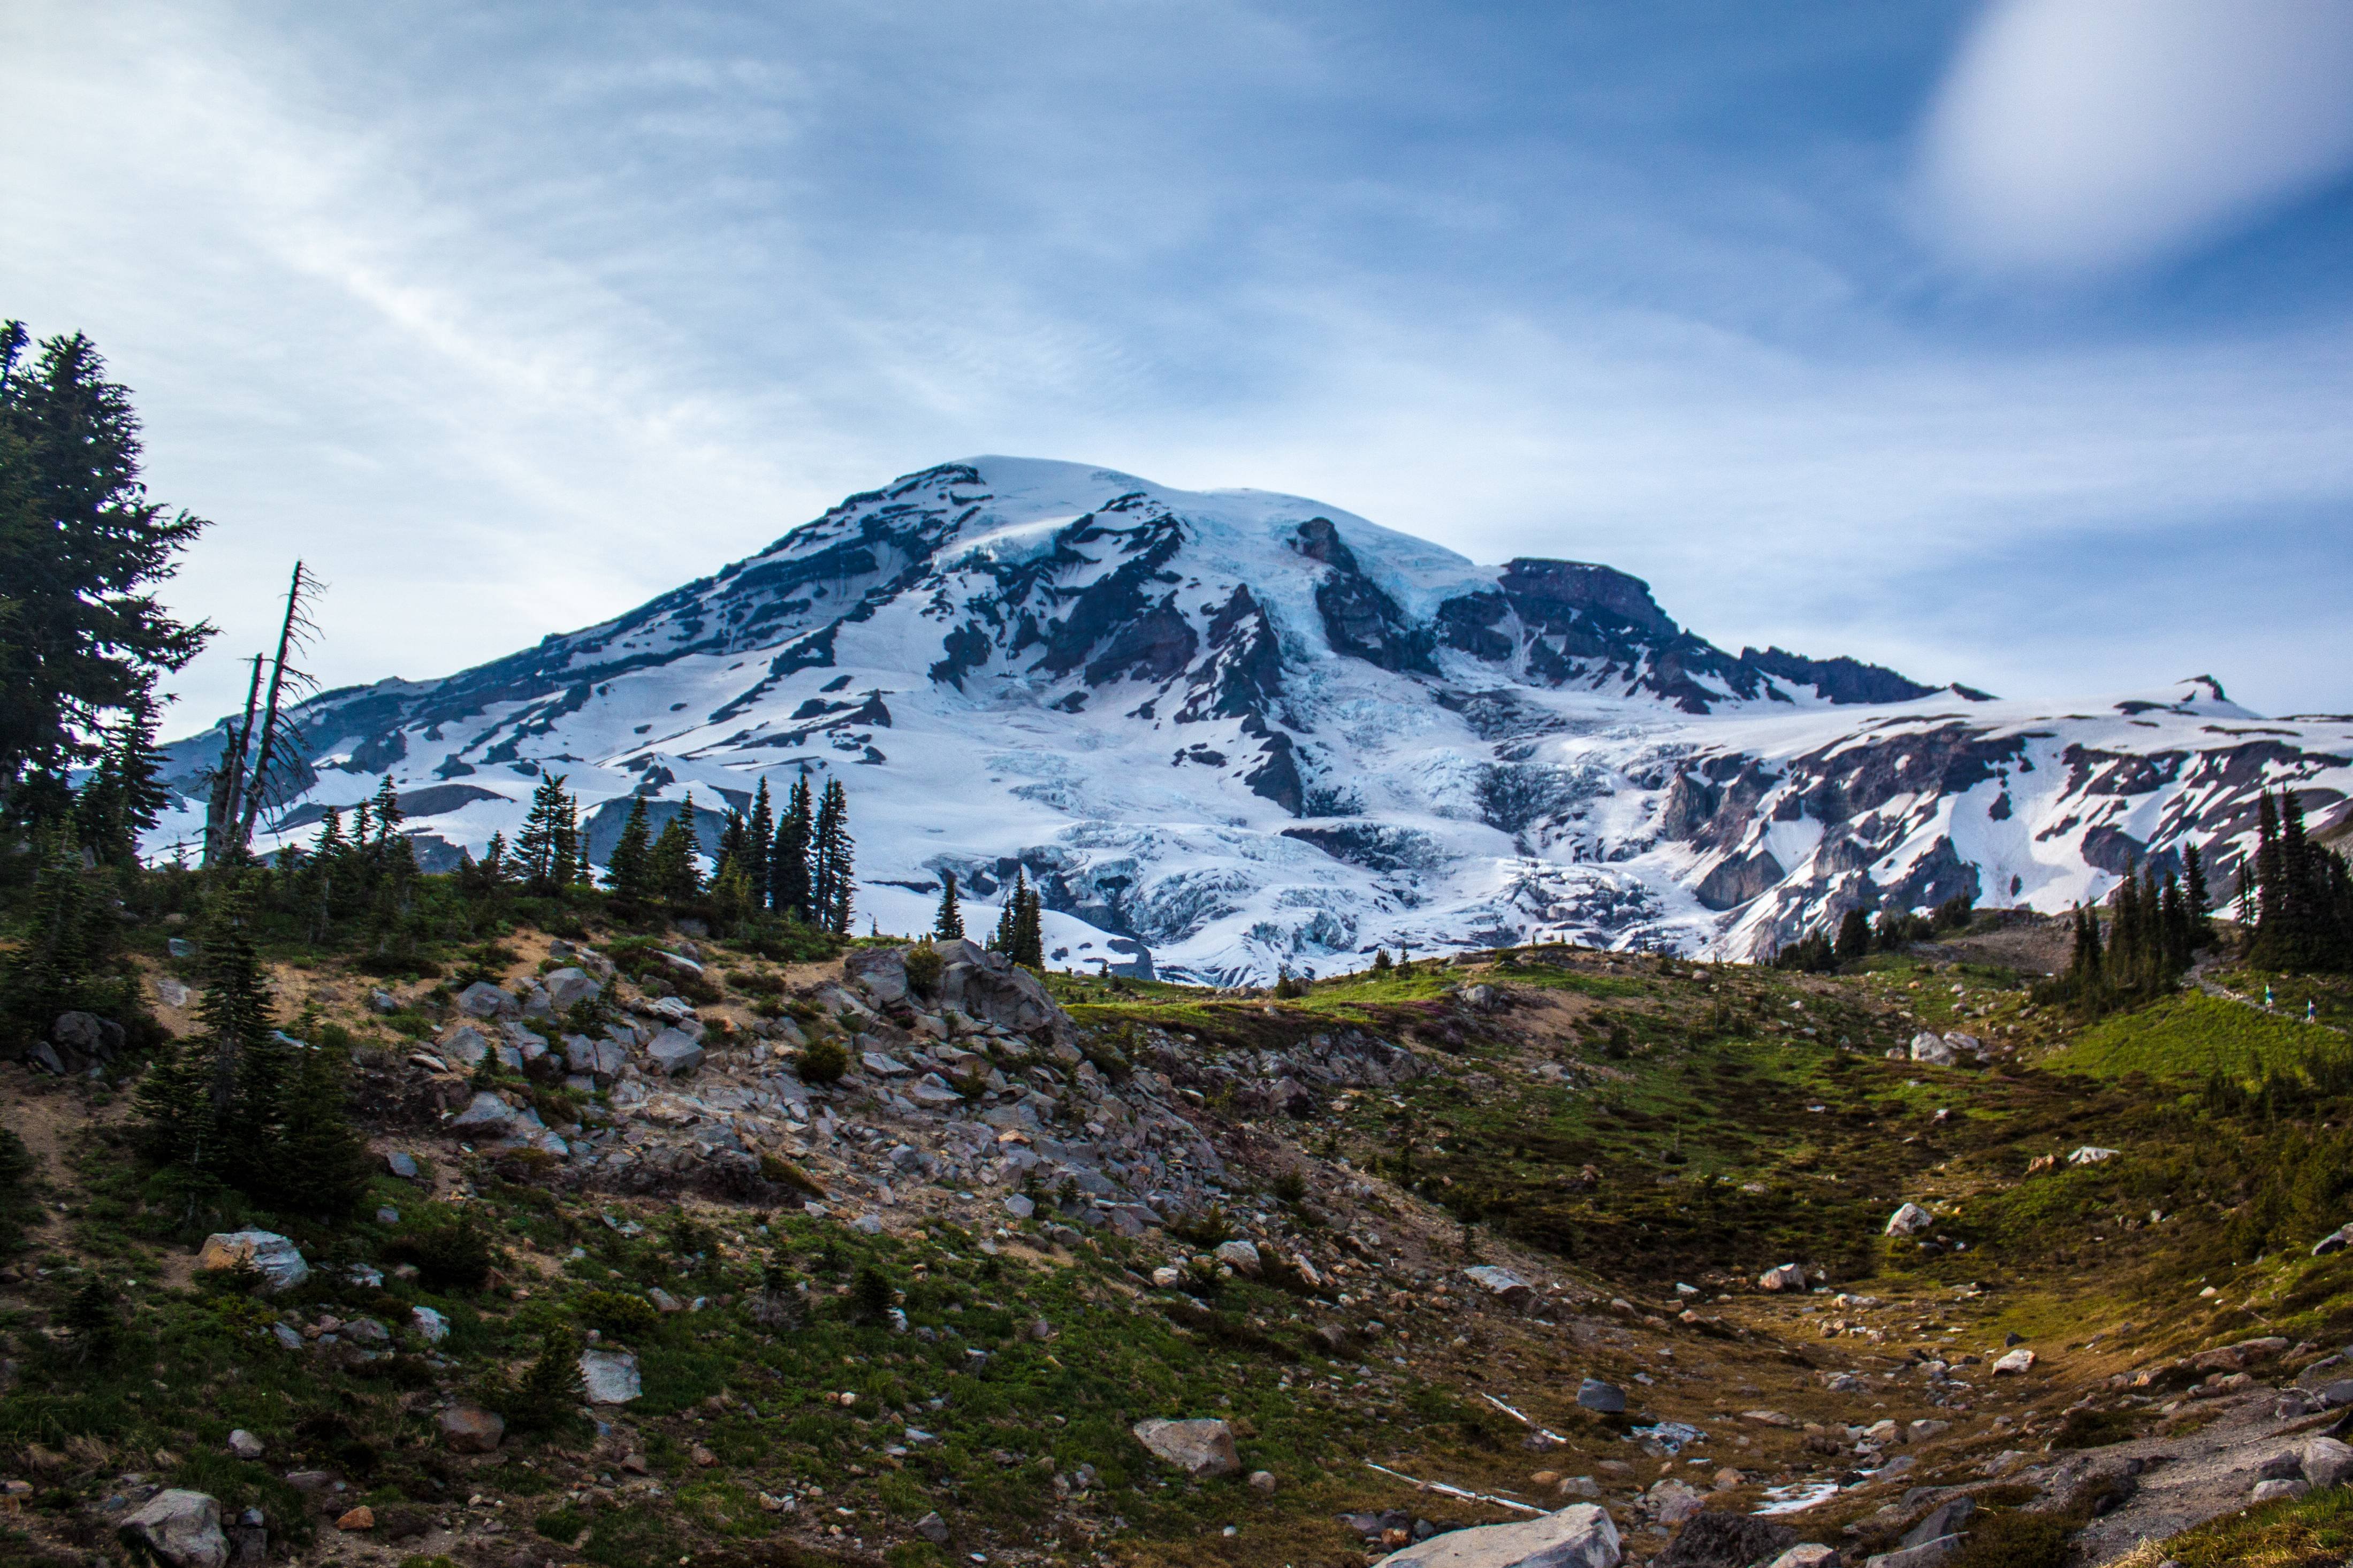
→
(2067, 1146, 2120, 1166)
(2313, 1224, 2353, 1256)
(447, 1091, 517, 1133)
(1942, 1032, 1981, 1057)
(543, 967, 601, 1012)
(456, 981, 519, 1019)
(1908, 1033, 1956, 1066)
(1004, 1194, 1036, 1220)
(226, 1429, 263, 1459)
(385, 1150, 421, 1180)
(915, 1511, 950, 1544)
(931, 938, 1070, 1040)
(436, 1025, 491, 1068)
(581, 1348, 642, 1404)
(1901, 1497, 1974, 1550)
(1884, 1204, 1933, 1237)
(1758, 1263, 1808, 1292)
(1992, 1349, 2035, 1375)
(2251, 1478, 2309, 1503)
(1862, 1541, 1960, 1568)
(2303, 1436, 2353, 1489)
(1766, 1550, 1839, 1568)
(55, 1011, 123, 1062)
(1213, 1240, 1263, 1276)
(156, 976, 192, 1008)
(1655, 1511, 1796, 1568)
(646, 1029, 705, 1077)
(196, 1231, 310, 1293)
(119, 1490, 229, 1568)
(1132, 1417, 1240, 1478)
(1371, 1503, 1619, 1567)
(1576, 1378, 1626, 1414)
(1464, 1265, 1535, 1307)
(335, 1505, 375, 1532)
(410, 1305, 450, 1343)
(1647, 1479, 1704, 1527)
(439, 1403, 505, 1452)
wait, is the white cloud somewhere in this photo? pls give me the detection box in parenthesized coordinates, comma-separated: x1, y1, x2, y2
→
(1918, 0, 2353, 274)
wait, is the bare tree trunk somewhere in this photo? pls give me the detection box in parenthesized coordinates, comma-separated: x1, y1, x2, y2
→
(237, 562, 320, 848)
(201, 653, 265, 866)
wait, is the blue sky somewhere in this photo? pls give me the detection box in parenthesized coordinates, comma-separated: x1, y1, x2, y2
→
(8, 0, 2353, 730)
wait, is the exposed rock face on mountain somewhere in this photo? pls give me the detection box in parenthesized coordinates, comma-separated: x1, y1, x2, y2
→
(151, 458, 2353, 981)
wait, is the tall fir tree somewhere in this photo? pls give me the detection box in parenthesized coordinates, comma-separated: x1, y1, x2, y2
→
(1832, 908, 1870, 965)
(811, 779, 854, 935)
(648, 797, 703, 904)
(606, 794, 653, 901)
(2184, 841, 2211, 938)
(1, 825, 96, 1037)
(1015, 875, 1044, 967)
(0, 323, 211, 825)
(748, 778, 775, 909)
(516, 774, 573, 894)
(934, 870, 964, 940)
(772, 776, 814, 920)
(263, 1038, 371, 1220)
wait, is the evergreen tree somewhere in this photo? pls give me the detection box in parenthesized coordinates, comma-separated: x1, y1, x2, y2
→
(606, 795, 653, 901)
(811, 779, 853, 935)
(1014, 875, 1044, 967)
(516, 774, 573, 894)
(748, 778, 774, 909)
(717, 809, 748, 879)
(507, 1325, 588, 1432)
(2184, 841, 2211, 939)
(934, 870, 964, 940)
(0, 323, 212, 824)
(772, 776, 814, 919)
(1, 826, 96, 1036)
(1832, 908, 1870, 965)
(991, 874, 1020, 953)
(264, 1039, 370, 1220)
(648, 797, 703, 904)
(481, 830, 512, 887)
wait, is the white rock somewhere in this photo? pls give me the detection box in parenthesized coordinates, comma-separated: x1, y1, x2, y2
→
(1766, 1549, 1840, 1568)
(1909, 1032, 1956, 1065)
(1758, 1263, 1808, 1292)
(2067, 1146, 2120, 1165)
(1992, 1348, 2036, 1375)
(1213, 1239, 1263, 1276)
(447, 1091, 517, 1132)
(410, 1305, 451, 1343)
(1463, 1264, 1534, 1305)
(1884, 1203, 1933, 1237)
(226, 1430, 263, 1459)
(1370, 1503, 1620, 1567)
(580, 1348, 642, 1404)
(1132, 1418, 1239, 1477)
(195, 1231, 310, 1293)
(118, 1489, 229, 1568)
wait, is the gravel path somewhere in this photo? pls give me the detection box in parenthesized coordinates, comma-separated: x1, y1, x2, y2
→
(2073, 1391, 2342, 1564)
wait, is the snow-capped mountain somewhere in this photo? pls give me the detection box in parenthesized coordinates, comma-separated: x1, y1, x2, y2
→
(152, 458, 2353, 982)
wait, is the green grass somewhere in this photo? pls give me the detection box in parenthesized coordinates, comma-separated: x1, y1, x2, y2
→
(2156, 1483, 2353, 1566)
(2051, 992, 2339, 1082)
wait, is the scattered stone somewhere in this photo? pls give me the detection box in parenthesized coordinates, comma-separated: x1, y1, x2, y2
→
(1884, 1204, 1933, 1237)
(580, 1348, 642, 1404)
(2251, 1478, 2309, 1503)
(1132, 1418, 1239, 1478)
(1369, 1503, 1619, 1567)
(1648, 1478, 1704, 1527)
(334, 1505, 375, 1531)
(196, 1232, 310, 1293)
(118, 1489, 229, 1568)
(447, 1091, 517, 1133)
(2067, 1146, 2120, 1166)
(1758, 1263, 1808, 1292)
(1992, 1349, 2036, 1375)
(646, 1028, 706, 1076)
(1765, 1550, 1839, 1568)
(1655, 1511, 1798, 1568)
(155, 976, 191, 1008)
(542, 966, 601, 1012)
(410, 1306, 450, 1343)
(456, 981, 519, 1019)
(1214, 1239, 1263, 1276)
(1901, 1497, 1974, 1549)
(1463, 1265, 1534, 1307)
(439, 1404, 505, 1453)
(2312, 1224, 2353, 1257)
(227, 1430, 263, 1460)
(2302, 1436, 2353, 1490)
(1250, 1470, 1277, 1494)
(1577, 1378, 1627, 1414)
(1908, 1033, 1956, 1066)
(915, 1511, 950, 1544)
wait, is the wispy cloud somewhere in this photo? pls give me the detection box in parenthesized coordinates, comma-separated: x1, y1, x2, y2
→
(4, 0, 2351, 731)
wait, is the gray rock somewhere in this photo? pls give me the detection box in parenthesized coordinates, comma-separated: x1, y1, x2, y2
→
(1863, 1540, 1961, 1568)
(1908, 1032, 1956, 1066)
(436, 1024, 491, 1067)
(439, 1403, 505, 1452)
(1576, 1378, 1626, 1414)
(167, 937, 196, 959)
(456, 981, 519, 1019)
(384, 1150, 421, 1180)
(915, 1511, 949, 1544)
(543, 967, 601, 1012)
(448, 1092, 518, 1133)
(155, 976, 192, 1008)
(2314, 1224, 2353, 1257)
(1758, 1263, 1809, 1292)
(1884, 1203, 1933, 1237)
(1655, 1512, 1797, 1568)
(118, 1489, 229, 1568)
(1765, 1550, 1840, 1568)
(54, 1010, 123, 1062)
(580, 1348, 642, 1404)
(2251, 1478, 2309, 1503)
(1003, 1194, 1035, 1220)
(1464, 1265, 1534, 1306)
(1132, 1417, 1240, 1478)
(1900, 1497, 1974, 1550)
(410, 1305, 450, 1343)
(1214, 1240, 1263, 1276)
(647, 1029, 705, 1076)
(227, 1429, 263, 1459)
(2303, 1436, 2353, 1489)
(196, 1232, 310, 1292)
(1371, 1503, 1620, 1567)
(862, 1050, 912, 1076)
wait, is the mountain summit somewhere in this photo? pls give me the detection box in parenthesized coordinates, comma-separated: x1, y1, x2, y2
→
(155, 457, 2352, 981)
